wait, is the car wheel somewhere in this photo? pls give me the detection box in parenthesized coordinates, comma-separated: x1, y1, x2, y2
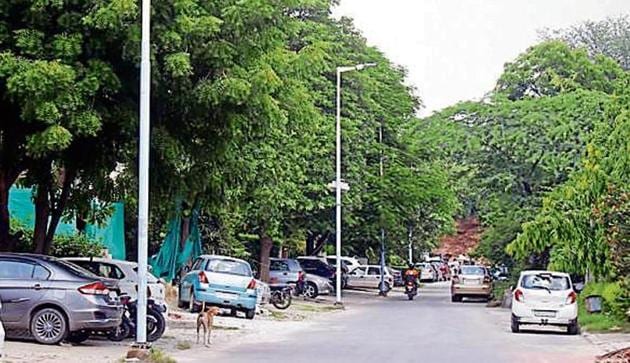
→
(567, 321, 580, 335)
(188, 288, 201, 313)
(511, 315, 520, 333)
(66, 330, 90, 344)
(245, 309, 256, 320)
(304, 282, 319, 299)
(31, 307, 68, 345)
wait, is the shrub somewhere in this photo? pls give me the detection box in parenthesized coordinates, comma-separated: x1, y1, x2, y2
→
(581, 282, 626, 321)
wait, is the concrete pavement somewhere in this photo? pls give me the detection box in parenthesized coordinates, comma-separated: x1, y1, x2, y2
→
(192, 281, 600, 363)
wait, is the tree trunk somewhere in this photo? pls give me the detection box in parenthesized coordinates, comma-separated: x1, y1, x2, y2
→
(0, 174, 11, 251)
(33, 184, 50, 254)
(259, 234, 273, 283)
(180, 216, 190, 248)
(43, 168, 75, 254)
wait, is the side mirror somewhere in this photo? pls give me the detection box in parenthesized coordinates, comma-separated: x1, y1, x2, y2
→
(574, 282, 584, 293)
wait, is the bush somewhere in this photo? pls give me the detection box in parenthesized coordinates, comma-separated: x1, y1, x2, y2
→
(581, 282, 626, 322)
(10, 218, 104, 257)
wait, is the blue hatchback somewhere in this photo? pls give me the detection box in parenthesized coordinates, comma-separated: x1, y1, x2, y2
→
(178, 255, 258, 319)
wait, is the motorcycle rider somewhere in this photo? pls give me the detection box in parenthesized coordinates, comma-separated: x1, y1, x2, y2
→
(403, 263, 420, 289)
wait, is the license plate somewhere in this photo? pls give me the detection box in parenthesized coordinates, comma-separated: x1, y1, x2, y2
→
(216, 292, 238, 300)
(534, 310, 556, 318)
(463, 279, 479, 285)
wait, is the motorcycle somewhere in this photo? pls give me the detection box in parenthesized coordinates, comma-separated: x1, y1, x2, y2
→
(270, 285, 293, 310)
(108, 294, 167, 342)
(405, 280, 418, 301)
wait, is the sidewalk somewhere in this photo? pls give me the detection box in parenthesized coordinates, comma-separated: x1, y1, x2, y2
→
(583, 332, 630, 355)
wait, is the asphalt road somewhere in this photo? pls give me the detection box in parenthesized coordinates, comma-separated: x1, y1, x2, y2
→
(193, 282, 600, 363)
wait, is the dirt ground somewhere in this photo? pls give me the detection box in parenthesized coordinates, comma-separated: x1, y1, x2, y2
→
(1, 298, 342, 363)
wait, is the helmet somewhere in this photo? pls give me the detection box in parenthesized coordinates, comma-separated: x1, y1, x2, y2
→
(408, 263, 414, 269)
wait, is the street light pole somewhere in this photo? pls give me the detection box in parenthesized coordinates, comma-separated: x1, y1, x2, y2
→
(378, 122, 387, 297)
(136, 0, 151, 345)
(334, 63, 376, 305)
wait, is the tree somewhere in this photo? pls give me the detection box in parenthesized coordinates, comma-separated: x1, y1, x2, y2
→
(540, 15, 630, 70)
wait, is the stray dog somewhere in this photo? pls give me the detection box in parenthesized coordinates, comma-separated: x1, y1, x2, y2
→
(196, 303, 221, 346)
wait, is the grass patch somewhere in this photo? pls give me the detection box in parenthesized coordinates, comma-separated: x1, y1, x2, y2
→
(148, 348, 177, 363)
(270, 310, 289, 320)
(578, 305, 630, 333)
(293, 303, 338, 313)
(491, 281, 511, 302)
(176, 341, 192, 350)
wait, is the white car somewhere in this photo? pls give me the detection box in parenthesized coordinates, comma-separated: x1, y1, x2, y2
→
(0, 299, 4, 359)
(325, 256, 363, 272)
(64, 257, 166, 305)
(511, 270, 579, 335)
(346, 265, 394, 291)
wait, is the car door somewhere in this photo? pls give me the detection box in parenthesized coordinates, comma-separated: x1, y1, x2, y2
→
(0, 258, 50, 325)
(347, 267, 366, 288)
(366, 267, 382, 288)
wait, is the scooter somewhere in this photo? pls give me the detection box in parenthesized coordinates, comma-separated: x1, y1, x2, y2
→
(108, 294, 167, 342)
(405, 280, 418, 301)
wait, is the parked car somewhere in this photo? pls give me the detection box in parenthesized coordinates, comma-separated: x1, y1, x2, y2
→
(387, 267, 404, 287)
(451, 265, 493, 302)
(0, 299, 4, 358)
(0, 253, 123, 345)
(415, 263, 438, 282)
(178, 255, 258, 319)
(297, 257, 347, 289)
(304, 273, 334, 298)
(325, 256, 363, 272)
(63, 257, 166, 307)
(346, 265, 394, 291)
(269, 258, 305, 288)
(511, 270, 580, 334)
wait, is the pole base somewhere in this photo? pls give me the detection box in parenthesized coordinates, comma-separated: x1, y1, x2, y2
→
(333, 301, 345, 308)
(378, 291, 388, 297)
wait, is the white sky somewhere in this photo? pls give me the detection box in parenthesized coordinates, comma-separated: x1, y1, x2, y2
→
(333, 0, 630, 116)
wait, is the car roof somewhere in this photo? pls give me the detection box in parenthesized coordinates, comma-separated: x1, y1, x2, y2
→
(520, 270, 570, 277)
(0, 252, 59, 262)
(198, 254, 249, 264)
(63, 257, 137, 266)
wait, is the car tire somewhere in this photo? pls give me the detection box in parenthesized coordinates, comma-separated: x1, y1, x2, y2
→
(188, 288, 201, 313)
(245, 309, 255, 320)
(66, 330, 90, 344)
(567, 321, 580, 335)
(304, 282, 319, 299)
(511, 315, 520, 333)
(31, 307, 68, 345)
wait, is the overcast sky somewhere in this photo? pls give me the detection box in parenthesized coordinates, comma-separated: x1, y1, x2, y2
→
(333, 0, 630, 116)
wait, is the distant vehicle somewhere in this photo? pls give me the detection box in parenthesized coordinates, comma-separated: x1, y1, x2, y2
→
(346, 265, 394, 291)
(63, 257, 166, 307)
(325, 256, 363, 272)
(297, 257, 347, 289)
(0, 253, 122, 345)
(178, 255, 258, 319)
(415, 263, 438, 282)
(511, 271, 580, 335)
(430, 261, 450, 281)
(387, 267, 404, 286)
(451, 265, 493, 302)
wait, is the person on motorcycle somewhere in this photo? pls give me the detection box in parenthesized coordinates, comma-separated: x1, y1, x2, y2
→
(403, 263, 420, 285)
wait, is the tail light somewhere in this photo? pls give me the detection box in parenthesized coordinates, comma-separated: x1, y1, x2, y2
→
(198, 271, 208, 284)
(566, 291, 577, 305)
(247, 279, 256, 290)
(79, 281, 110, 295)
(514, 289, 524, 302)
(484, 276, 492, 283)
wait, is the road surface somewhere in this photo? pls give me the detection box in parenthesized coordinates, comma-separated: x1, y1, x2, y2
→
(192, 282, 600, 363)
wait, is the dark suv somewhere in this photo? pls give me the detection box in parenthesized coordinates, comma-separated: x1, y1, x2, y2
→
(0, 253, 122, 344)
(297, 257, 347, 289)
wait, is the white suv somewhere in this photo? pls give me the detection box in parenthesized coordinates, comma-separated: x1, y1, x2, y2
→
(511, 270, 579, 335)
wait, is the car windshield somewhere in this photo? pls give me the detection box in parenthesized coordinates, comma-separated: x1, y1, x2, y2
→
(521, 274, 570, 291)
(205, 258, 251, 276)
(460, 266, 485, 275)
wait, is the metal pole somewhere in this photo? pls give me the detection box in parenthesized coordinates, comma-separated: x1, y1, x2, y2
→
(335, 68, 342, 305)
(408, 225, 413, 264)
(378, 123, 386, 296)
(136, 0, 151, 345)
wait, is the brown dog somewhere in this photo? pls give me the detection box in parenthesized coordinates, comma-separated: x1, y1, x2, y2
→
(196, 303, 221, 346)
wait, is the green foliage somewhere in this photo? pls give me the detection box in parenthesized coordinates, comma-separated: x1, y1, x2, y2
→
(579, 282, 629, 329)
(10, 219, 104, 257)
